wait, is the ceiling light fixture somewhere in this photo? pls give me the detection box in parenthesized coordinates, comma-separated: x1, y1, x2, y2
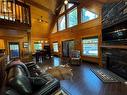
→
(37, 16, 48, 23)
(64, 0, 69, 5)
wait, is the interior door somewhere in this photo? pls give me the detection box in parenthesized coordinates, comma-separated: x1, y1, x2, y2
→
(9, 42, 20, 59)
(68, 40, 75, 56)
(62, 41, 69, 57)
(62, 40, 74, 57)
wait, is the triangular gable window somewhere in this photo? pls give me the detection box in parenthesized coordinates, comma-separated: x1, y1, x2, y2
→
(67, 3, 74, 9)
(81, 8, 98, 23)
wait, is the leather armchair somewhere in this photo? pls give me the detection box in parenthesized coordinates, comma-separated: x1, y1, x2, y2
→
(5, 61, 60, 95)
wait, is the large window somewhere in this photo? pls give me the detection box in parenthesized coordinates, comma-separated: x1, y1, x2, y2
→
(67, 8, 78, 28)
(81, 8, 98, 23)
(53, 42, 59, 52)
(34, 42, 42, 51)
(58, 15, 66, 31)
(82, 37, 98, 57)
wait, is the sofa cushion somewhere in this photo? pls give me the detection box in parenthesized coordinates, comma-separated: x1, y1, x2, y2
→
(5, 88, 20, 95)
(29, 77, 47, 87)
(8, 75, 32, 95)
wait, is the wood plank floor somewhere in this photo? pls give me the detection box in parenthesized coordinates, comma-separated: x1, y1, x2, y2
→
(38, 57, 127, 95)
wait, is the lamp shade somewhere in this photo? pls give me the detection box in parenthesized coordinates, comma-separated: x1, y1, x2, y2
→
(0, 39, 5, 49)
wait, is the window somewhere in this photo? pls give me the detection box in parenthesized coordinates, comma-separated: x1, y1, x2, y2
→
(67, 8, 78, 28)
(82, 37, 98, 57)
(53, 42, 59, 52)
(34, 42, 42, 51)
(67, 3, 74, 9)
(9, 42, 20, 59)
(81, 8, 98, 23)
(58, 15, 66, 31)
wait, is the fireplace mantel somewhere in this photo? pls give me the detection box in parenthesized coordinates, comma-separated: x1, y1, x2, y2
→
(101, 45, 127, 49)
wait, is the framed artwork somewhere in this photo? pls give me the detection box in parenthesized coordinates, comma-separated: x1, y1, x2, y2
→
(23, 42, 29, 48)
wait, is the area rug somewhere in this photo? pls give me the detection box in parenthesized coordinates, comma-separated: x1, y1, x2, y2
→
(46, 65, 73, 80)
(91, 68, 125, 83)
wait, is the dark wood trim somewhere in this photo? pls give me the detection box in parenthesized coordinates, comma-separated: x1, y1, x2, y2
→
(101, 45, 127, 49)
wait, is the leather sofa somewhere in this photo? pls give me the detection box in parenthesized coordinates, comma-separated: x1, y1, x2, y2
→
(5, 61, 60, 95)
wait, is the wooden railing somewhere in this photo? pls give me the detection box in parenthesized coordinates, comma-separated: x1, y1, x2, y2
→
(0, 0, 31, 29)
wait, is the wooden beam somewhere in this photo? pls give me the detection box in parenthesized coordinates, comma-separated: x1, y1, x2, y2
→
(26, 0, 53, 14)
(49, 0, 65, 34)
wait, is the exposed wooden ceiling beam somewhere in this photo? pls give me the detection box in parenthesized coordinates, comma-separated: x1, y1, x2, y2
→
(26, 0, 53, 14)
(49, 0, 65, 34)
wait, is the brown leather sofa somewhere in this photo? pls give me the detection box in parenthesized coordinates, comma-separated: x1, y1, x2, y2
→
(4, 61, 60, 95)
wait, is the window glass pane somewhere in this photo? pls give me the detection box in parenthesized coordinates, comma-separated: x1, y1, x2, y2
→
(67, 8, 78, 28)
(67, 3, 74, 9)
(81, 8, 98, 23)
(58, 15, 65, 31)
(53, 42, 59, 52)
(34, 43, 42, 51)
(82, 37, 98, 57)
(9, 43, 20, 58)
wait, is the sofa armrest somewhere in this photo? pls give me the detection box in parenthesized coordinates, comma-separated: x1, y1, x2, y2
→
(33, 79, 60, 95)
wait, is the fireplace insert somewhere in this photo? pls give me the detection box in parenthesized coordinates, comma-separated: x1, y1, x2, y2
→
(102, 48, 127, 80)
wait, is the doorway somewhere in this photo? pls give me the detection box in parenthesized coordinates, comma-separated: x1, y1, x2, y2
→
(9, 42, 20, 59)
(62, 40, 75, 57)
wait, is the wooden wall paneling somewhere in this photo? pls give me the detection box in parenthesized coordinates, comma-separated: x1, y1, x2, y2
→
(49, 0, 103, 64)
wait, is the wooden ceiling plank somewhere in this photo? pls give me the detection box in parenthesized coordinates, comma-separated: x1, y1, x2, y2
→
(26, 0, 53, 14)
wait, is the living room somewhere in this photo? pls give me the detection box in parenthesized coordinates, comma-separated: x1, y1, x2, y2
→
(0, 0, 127, 95)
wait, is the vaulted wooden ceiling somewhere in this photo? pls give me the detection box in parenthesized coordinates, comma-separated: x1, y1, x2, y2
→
(26, 0, 58, 38)
(28, 0, 120, 38)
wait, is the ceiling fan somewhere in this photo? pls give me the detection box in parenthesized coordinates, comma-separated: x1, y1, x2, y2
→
(37, 16, 48, 23)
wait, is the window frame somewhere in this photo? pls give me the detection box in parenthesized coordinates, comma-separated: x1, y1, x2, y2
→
(67, 7, 78, 28)
(67, 3, 74, 9)
(53, 42, 59, 52)
(81, 7, 98, 23)
(34, 42, 42, 51)
(58, 15, 66, 31)
(82, 36, 98, 58)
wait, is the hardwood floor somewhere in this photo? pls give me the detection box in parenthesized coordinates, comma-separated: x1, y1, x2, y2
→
(38, 57, 127, 95)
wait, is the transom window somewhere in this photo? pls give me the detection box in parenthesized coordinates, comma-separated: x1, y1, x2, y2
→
(67, 3, 74, 9)
(82, 37, 98, 57)
(56, 5, 99, 32)
(58, 15, 66, 31)
(81, 8, 98, 23)
(67, 7, 78, 28)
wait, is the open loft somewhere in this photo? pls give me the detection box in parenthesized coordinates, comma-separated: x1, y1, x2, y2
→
(0, 0, 127, 95)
